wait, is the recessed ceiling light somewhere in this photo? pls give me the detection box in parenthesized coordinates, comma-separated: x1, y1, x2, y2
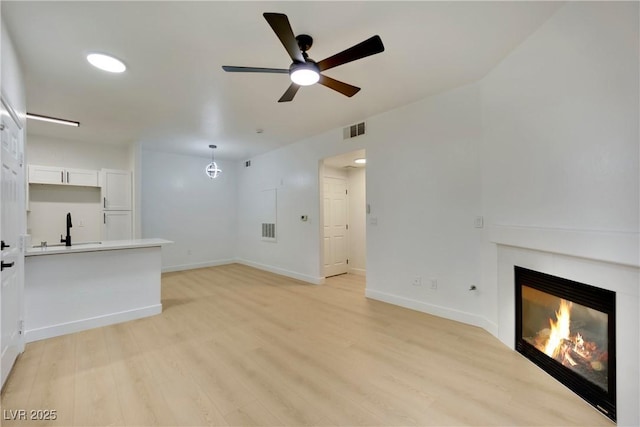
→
(26, 113, 80, 127)
(87, 53, 126, 73)
(354, 158, 366, 164)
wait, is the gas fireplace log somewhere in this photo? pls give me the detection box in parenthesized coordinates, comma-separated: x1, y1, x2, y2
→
(565, 347, 597, 370)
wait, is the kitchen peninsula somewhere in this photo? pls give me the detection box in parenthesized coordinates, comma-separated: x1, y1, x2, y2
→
(24, 238, 171, 342)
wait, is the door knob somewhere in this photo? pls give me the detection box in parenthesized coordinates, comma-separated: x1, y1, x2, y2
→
(1, 261, 15, 271)
(1, 240, 9, 250)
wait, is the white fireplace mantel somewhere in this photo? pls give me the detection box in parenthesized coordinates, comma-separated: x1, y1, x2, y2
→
(489, 224, 640, 268)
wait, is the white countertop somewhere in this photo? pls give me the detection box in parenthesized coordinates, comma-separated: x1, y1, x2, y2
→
(25, 238, 173, 257)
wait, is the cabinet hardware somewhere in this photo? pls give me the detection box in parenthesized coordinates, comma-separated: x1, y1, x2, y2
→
(67, 171, 69, 183)
(61, 171, 64, 183)
(1, 240, 9, 250)
(1, 261, 15, 271)
(104, 213, 106, 224)
(103, 197, 106, 208)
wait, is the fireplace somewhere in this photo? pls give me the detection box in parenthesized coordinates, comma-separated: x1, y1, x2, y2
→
(515, 266, 616, 422)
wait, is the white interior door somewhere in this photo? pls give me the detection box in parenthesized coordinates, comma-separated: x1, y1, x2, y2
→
(323, 177, 348, 277)
(1, 97, 25, 389)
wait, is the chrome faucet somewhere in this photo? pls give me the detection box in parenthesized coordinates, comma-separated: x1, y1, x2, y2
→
(60, 212, 72, 247)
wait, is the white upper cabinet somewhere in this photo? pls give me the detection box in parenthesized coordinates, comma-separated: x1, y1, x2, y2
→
(28, 164, 98, 187)
(66, 168, 99, 186)
(101, 169, 132, 211)
(29, 165, 65, 185)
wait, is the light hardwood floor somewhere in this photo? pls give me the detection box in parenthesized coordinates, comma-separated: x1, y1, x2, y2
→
(1, 264, 612, 426)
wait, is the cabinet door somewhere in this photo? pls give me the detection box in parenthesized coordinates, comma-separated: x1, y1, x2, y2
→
(103, 211, 132, 241)
(102, 169, 131, 210)
(28, 165, 64, 185)
(65, 168, 98, 187)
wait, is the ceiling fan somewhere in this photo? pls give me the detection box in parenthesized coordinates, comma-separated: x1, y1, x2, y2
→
(222, 13, 385, 102)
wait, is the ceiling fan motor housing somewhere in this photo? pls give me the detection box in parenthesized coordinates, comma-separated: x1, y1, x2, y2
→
(295, 34, 313, 52)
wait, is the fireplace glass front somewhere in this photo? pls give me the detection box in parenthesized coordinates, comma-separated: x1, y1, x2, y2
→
(515, 266, 616, 422)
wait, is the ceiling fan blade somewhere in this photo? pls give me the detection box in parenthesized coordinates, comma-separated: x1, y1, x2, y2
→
(317, 35, 385, 72)
(318, 75, 361, 97)
(278, 83, 301, 102)
(222, 66, 289, 74)
(263, 13, 305, 63)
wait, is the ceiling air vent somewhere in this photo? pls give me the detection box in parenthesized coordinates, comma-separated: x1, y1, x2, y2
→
(343, 121, 366, 140)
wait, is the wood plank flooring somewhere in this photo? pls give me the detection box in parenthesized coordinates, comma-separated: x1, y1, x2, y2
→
(1, 264, 613, 426)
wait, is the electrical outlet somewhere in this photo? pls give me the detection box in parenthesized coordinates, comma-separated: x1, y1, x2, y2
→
(474, 216, 484, 228)
(78, 219, 84, 227)
(187, 249, 192, 255)
(412, 277, 422, 286)
(430, 279, 438, 290)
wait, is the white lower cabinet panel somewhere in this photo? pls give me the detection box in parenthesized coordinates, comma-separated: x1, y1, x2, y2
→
(103, 210, 132, 240)
(24, 246, 163, 342)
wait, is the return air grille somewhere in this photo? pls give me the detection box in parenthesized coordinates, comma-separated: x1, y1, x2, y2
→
(343, 121, 365, 139)
(262, 223, 276, 241)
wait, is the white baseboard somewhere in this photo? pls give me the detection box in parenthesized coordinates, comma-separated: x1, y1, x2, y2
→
(235, 258, 325, 285)
(162, 258, 235, 273)
(24, 304, 162, 343)
(348, 267, 366, 277)
(365, 288, 494, 331)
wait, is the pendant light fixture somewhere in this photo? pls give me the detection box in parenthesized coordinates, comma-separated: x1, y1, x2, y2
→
(205, 144, 222, 179)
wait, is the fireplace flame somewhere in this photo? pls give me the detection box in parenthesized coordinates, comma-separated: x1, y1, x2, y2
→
(544, 299, 572, 358)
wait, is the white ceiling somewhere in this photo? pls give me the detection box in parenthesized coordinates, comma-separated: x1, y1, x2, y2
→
(3, 1, 562, 161)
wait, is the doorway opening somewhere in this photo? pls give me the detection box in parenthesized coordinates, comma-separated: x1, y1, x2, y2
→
(320, 149, 366, 279)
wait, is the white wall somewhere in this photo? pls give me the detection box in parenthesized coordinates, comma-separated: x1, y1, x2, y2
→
(1, 22, 26, 117)
(347, 167, 366, 275)
(236, 82, 483, 303)
(482, 1, 638, 232)
(365, 84, 484, 325)
(28, 186, 101, 245)
(26, 135, 130, 170)
(236, 131, 367, 283)
(140, 149, 237, 271)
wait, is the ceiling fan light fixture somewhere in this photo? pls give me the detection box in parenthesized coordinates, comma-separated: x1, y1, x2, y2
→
(290, 63, 320, 86)
(87, 53, 126, 73)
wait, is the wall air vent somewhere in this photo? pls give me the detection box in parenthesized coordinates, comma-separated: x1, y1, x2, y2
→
(262, 223, 276, 241)
(343, 121, 366, 139)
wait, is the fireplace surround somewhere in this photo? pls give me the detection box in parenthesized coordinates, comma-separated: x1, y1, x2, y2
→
(493, 229, 638, 425)
(515, 266, 616, 421)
